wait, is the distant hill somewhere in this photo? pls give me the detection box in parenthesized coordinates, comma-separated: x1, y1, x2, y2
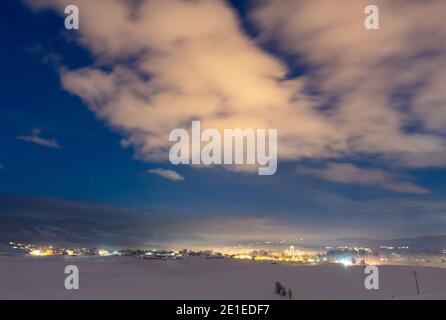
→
(322, 235, 446, 251)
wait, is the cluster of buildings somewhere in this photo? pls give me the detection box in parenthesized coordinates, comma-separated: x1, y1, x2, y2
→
(231, 246, 325, 264)
(8, 241, 446, 266)
(325, 247, 378, 266)
(119, 248, 224, 260)
(8, 242, 114, 257)
(324, 246, 446, 266)
(377, 247, 446, 266)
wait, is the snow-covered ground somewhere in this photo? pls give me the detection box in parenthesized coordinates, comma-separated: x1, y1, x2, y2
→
(0, 255, 445, 300)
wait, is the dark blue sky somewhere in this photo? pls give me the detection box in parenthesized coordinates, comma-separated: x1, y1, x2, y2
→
(1, 0, 446, 245)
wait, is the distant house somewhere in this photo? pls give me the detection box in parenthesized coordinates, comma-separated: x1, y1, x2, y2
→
(144, 250, 178, 260)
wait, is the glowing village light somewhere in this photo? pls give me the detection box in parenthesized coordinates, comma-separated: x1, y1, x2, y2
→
(30, 249, 54, 257)
(98, 249, 111, 256)
(340, 258, 353, 267)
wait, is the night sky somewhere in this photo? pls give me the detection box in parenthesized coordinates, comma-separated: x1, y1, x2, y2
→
(1, 0, 446, 247)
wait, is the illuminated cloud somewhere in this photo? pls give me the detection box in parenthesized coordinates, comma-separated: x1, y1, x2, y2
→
(148, 168, 184, 181)
(251, 0, 446, 168)
(298, 163, 430, 195)
(25, 0, 446, 178)
(16, 128, 60, 149)
(25, 0, 335, 162)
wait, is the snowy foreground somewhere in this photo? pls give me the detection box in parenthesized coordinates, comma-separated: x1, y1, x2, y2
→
(0, 255, 445, 300)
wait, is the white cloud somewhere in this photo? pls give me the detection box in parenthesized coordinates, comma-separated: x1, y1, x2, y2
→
(251, 0, 446, 168)
(298, 163, 430, 195)
(25, 0, 446, 173)
(148, 168, 184, 181)
(25, 0, 338, 163)
(17, 128, 60, 149)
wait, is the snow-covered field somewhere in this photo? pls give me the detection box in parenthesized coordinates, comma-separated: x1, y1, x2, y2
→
(1, 255, 445, 300)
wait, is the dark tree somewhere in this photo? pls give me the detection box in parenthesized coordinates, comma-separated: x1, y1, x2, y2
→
(275, 282, 282, 294)
(281, 286, 287, 297)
